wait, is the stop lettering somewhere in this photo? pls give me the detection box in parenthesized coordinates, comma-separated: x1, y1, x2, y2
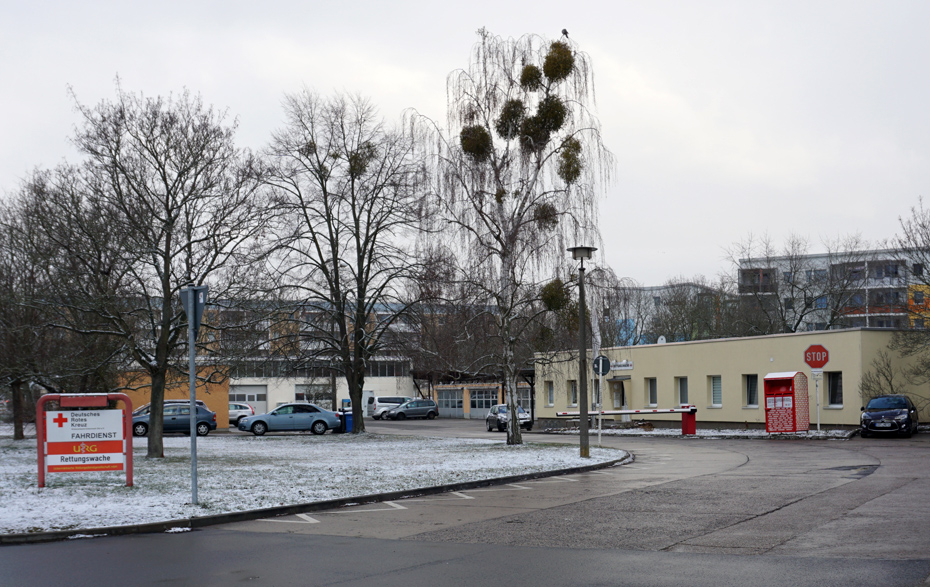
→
(804, 344, 829, 369)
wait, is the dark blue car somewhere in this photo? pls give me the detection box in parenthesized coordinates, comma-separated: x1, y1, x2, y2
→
(132, 404, 217, 437)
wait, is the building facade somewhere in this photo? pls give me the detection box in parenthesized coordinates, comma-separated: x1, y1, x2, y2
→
(534, 328, 929, 429)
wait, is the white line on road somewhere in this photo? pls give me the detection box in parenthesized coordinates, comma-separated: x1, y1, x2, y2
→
(260, 513, 320, 524)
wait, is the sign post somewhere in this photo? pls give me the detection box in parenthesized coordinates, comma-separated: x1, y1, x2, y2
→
(804, 344, 829, 431)
(593, 355, 610, 446)
(181, 284, 208, 505)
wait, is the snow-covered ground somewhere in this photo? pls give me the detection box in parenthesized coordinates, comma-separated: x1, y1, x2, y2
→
(0, 428, 620, 535)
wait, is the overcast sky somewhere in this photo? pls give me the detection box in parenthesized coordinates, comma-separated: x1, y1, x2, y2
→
(2, 1, 928, 284)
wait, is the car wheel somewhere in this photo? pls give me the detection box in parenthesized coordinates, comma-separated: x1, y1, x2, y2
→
(251, 421, 267, 436)
(487, 420, 493, 432)
(860, 430, 869, 438)
(427, 411, 437, 420)
(196, 422, 210, 436)
(523, 425, 533, 431)
(311, 420, 328, 435)
(133, 422, 148, 437)
(373, 414, 381, 420)
(396, 412, 406, 420)
(498, 423, 506, 432)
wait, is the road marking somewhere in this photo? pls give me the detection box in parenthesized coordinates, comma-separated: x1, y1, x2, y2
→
(331, 501, 408, 513)
(401, 492, 475, 503)
(529, 476, 579, 483)
(467, 483, 530, 492)
(261, 513, 320, 524)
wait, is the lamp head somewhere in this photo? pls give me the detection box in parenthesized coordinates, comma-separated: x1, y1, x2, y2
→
(567, 246, 597, 261)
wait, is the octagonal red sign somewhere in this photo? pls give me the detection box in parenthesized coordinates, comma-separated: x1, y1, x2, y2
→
(804, 344, 829, 368)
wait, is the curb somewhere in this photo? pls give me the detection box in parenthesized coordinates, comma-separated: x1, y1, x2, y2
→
(541, 429, 859, 440)
(0, 452, 632, 546)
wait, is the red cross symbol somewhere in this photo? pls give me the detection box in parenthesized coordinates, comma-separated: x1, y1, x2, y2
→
(53, 413, 68, 428)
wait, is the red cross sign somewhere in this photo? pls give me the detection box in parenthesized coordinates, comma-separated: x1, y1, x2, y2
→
(53, 413, 68, 427)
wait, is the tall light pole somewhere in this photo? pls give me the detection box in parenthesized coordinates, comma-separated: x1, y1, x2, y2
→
(568, 246, 596, 458)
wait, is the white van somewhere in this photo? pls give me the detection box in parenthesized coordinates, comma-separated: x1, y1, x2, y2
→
(368, 396, 413, 420)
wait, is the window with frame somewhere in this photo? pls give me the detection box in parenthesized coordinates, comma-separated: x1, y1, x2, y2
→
(827, 372, 843, 406)
(677, 377, 688, 405)
(646, 378, 657, 406)
(469, 388, 497, 411)
(744, 374, 758, 406)
(915, 291, 925, 305)
(710, 376, 722, 407)
(545, 381, 554, 406)
(568, 380, 578, 406)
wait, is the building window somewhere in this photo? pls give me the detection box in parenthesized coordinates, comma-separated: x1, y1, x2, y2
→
(568, 380, 578, 406)
(814, 296, 828, 309)
(545, 381, 554, 406)
(914, 263, 924, 277)
(677, 377, 688, 405)
(827, 372, 843, 406)
(915, 291, 925, 305)
(646, 378, 657, 406)
(784, 297, 794, 310)
(915, 318, 926, 329)
(710, 376, 722, 407)
(745, 375, 758, 407)
(469, 388, 497, 411)
(783, 271, 793, 283)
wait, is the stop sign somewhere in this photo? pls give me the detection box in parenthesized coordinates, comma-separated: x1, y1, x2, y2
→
(804, 344, 829, 369)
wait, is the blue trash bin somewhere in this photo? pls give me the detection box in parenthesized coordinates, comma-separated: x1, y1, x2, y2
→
(343, 410, 353, 432)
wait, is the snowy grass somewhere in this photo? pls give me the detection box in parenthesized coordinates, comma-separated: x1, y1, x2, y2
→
(0, 429, 620, 535)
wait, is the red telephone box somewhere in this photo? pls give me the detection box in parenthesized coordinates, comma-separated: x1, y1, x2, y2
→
(763, 372, 809, 433)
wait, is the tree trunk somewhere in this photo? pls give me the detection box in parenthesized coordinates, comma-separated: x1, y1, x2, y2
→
(11, 379, 24, 440)
(147, 368, 166, 458)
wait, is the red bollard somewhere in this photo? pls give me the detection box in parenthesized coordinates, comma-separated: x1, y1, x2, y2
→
(681, 407, 696, 435)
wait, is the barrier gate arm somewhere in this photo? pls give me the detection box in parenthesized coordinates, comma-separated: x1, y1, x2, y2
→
(556, 405, 698, 435)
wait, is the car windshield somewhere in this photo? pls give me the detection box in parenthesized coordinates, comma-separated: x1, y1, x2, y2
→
(867, 397, 907, 410)
(497, 406, 526, 414)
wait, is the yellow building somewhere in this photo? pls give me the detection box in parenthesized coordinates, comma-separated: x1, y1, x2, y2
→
(535, 328, 928, 429)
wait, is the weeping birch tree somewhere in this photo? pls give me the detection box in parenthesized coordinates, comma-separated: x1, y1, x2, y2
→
(419, 29, 612, 444)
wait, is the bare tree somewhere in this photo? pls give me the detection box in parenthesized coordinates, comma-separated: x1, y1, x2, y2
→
(264, 91, 424, 432)
(727, 233, 871, 335)
(417, 29, 613, 444)
(21, 86, 269, 458)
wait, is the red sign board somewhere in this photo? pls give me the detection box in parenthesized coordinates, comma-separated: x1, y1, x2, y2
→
(804, 344, 829, 369)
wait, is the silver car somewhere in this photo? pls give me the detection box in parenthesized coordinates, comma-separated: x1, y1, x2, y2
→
(239, 403, 342, 436)
(486, 404, 532, 432)
(229, 402, 255, 426)
(385, 399, 438, 420)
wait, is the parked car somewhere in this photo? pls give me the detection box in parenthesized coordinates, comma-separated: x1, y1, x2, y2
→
(486, 404, 532, 432)
(369, 396, 413, 420)
(133, 399, 206, 416)
(229, 402, 255, 426)
(385, 399, 438, 420)
(860, 395, 919, 437)
(132, 404, 217, 437)
(238, 403, 341, 436)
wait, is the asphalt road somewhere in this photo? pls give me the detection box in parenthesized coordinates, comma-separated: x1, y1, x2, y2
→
(3, 419, 929, 587)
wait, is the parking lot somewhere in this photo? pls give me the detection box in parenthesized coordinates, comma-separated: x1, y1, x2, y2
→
(4, 418, 930, 586)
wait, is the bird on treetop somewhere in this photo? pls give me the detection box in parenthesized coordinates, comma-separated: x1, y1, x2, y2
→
(562, 29, 569, 37)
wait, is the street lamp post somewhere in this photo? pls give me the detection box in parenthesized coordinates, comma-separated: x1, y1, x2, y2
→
(568, 246, 596, 458)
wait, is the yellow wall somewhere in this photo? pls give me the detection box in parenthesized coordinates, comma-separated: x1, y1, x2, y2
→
(120, 369, 230, 428)
(536, 329, 926, 428)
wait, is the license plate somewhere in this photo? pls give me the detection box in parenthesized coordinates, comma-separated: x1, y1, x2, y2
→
(876, 422, 892, 428)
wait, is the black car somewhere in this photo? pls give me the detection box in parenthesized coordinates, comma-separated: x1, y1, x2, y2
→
(860, 395, 919, 437)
